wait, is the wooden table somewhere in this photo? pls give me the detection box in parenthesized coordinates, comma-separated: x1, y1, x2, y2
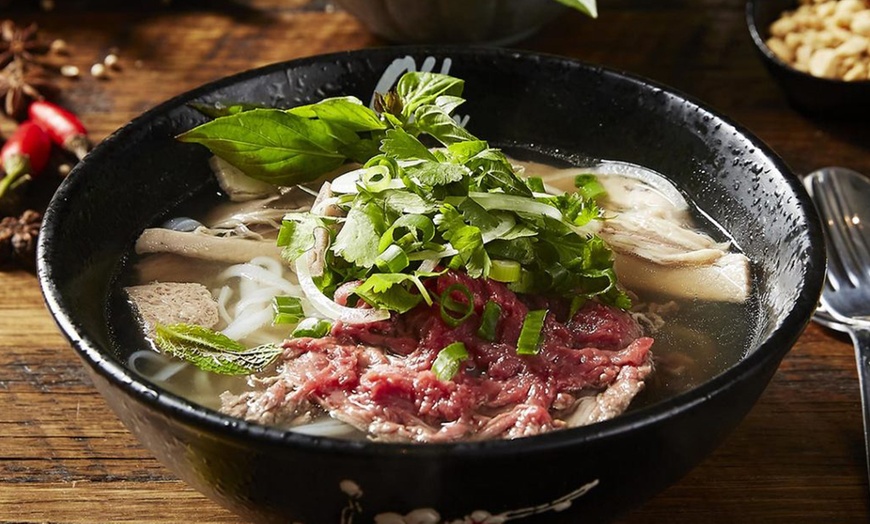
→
(1, 0, 868, 522)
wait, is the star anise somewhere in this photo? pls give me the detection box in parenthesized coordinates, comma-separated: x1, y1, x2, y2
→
(0, 20, 48, 68)
(0, 58, 54, 118)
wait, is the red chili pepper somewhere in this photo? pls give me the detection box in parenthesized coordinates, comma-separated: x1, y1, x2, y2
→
(0, 121, 53, 201)
(28, 100, 90, 161)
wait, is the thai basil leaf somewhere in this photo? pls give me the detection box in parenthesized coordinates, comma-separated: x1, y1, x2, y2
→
(380, 128, 438, 162)
(397, 72, 465, 117)
(554, 0, 598, 17)
(188, 101, 266, 118)
(287, 96, 387, 132)
(413, 105, 476, 146)
(177, 108, 351, 185)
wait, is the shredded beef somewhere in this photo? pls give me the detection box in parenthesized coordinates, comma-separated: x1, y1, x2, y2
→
(221, 271, 654, 442)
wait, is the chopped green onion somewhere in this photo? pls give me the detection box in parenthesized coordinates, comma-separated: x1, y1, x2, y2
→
(361, 165, 392, 192)
(376, 244, 410, 273)
(272, 295, 304, 325)
(569, 296, 587, 318)
(276, 219, 294, 247)
(527, 176, 545, 193)
(379, 214, 436, 252)
(292, 317, 333, 338)
(516, 309, 548, 355)
(476, 300, 502, 341)
(431, 342, 469, 381)
(574, 174, 606, 200)
(507, 269, 535, 294)
(439, 283, 474, 327)
(489, 260, 522, 283)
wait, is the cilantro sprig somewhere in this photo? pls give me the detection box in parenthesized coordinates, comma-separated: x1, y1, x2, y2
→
(180, 70, 629, 317)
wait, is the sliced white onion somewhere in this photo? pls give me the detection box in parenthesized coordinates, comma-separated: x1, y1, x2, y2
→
(543, 161, 688, 210)
(408, 247, 458, 261)
(468, 192, 563, 221)
(418, 258, 440, 273)
(294, 253, 390, 325)
(481, 214, 516, 243)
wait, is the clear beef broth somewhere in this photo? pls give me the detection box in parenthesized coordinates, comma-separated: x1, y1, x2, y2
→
(111, 158, 757, 438)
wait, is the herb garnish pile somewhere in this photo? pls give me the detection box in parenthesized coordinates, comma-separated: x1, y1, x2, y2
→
(156, 71, 629, 375)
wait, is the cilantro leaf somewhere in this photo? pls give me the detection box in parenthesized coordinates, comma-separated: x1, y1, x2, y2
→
(574, 174, 607, 201)
(332, 201, 383, 268)
(465, 148, 532, 197)
(545, 192, 601, 227)
(354, 273, 428, 313)
(278, 213, 328, 262)
(405, 160, 470, 187)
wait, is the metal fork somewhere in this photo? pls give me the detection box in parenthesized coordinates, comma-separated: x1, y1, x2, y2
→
(805, 167, 870, 484)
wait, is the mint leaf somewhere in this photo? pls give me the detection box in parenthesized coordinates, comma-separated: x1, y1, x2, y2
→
(288, 96, 387, 132)
(177, 109, 349, 185)
(397, 72, 465, 117)
(154, 323, 281, 375)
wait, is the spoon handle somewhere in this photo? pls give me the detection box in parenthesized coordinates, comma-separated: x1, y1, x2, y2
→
(848, 326, 870, 486)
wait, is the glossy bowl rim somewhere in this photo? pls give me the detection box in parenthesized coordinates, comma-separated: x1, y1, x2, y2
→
(37, 45, 826, 459)
(746, 0, 870, 86)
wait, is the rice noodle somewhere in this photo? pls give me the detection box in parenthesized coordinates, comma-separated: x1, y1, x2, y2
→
(129, 349, 188, 382)
(213, 256, 305, 342)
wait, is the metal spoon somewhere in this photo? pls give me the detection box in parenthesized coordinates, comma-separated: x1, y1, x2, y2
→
(804, 166, 870, 484)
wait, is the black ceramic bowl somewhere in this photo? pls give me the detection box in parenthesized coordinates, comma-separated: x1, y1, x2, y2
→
(37, 47, 825, 524)
(747, 0, 870, 118)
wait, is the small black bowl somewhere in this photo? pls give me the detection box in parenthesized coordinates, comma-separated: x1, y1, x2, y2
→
(747, 0, 870, 118)
(37, 47, 825, 523)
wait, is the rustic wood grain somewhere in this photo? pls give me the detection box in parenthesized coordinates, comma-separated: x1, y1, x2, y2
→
(0, 0, 868, 522)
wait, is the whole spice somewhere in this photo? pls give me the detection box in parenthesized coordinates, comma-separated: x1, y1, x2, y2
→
(0, 208, 41, 267)
(0, 21, 47, 68)
(0, 59, 52, 118)
(28, 100, 89, 159)
(0, 120, 52, 202)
